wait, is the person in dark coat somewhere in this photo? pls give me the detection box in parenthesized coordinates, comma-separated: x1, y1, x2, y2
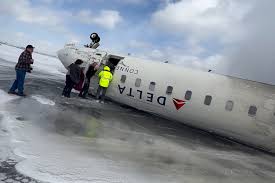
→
(9, 45, 34, 96)
(62, 59, 83, 98)
(79, 62, 98, 98)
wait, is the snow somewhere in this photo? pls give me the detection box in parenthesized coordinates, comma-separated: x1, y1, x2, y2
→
(0, 89, 18, 104)
(0, 90, 19, 161)
(5, 119, 158, 182)
(0, 44, 66, 76)
(31, 95, 55, 106)
(0, 94, 273, 183)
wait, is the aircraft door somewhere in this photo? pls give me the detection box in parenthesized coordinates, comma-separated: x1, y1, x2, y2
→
(87, 54, 124, 96)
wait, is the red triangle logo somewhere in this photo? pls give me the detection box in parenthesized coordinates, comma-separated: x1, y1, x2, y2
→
(173, 98, 186, 110)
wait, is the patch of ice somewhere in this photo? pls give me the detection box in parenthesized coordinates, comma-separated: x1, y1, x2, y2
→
(31, 95, 55, 106)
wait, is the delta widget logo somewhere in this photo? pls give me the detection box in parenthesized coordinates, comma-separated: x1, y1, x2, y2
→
(173, 98, 186, 110)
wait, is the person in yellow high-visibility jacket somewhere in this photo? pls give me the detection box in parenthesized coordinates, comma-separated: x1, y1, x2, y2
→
(96, 66, 113, 103)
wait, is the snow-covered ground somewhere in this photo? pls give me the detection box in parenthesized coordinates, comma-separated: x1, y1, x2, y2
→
(0, 45, 275, 183)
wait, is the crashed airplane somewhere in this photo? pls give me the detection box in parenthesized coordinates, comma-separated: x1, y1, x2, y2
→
(57, 44, 275, 153)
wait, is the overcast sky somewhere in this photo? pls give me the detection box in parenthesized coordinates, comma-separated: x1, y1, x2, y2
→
(0, 0, 275, 84)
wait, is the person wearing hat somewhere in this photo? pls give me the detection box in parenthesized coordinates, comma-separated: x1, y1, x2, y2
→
(8, 45, 34, 96)
(96, 65, 113, 103)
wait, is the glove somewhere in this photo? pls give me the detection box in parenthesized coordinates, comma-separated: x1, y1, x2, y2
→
(27, 67, 33, 73)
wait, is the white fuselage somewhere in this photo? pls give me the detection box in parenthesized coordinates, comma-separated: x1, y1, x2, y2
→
(58, 45, 275, 153)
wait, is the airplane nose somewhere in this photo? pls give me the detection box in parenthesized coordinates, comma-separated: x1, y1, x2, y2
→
(57, 47, 76, 68)
(57, 48, 65, 60)
(57, 48, 69, 68)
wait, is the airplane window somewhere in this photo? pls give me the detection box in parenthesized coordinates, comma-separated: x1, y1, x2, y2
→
(204, 95, 212, 106)
(135, 78, 142, 87)
(121, 75, 126, 83)
(225, 100, 234, 111)
(166, 86, 173, 95)
(248, 106, 257, 116)
(149, 82, 156, 91)
(185, 90, 192, 100)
